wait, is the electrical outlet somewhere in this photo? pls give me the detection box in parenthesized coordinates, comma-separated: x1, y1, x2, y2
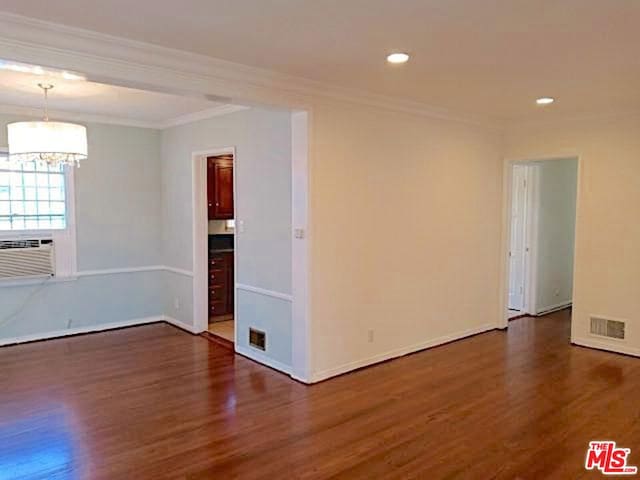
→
(174, 297, 181, 310)
(294, 228, 305, 239)
(367, 329, 374, 343)
(554, 289, 560, 297)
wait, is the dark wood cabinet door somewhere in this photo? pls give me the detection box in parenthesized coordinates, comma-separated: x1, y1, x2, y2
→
(207, 157, 217, 219)
(227, 254, 235, 313)
(213, 159, 234, 219)
(207, 155, 234, 220)
(208, 251, 234, 318)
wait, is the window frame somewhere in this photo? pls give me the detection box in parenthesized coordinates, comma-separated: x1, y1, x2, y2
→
(0, 147, 77, 279)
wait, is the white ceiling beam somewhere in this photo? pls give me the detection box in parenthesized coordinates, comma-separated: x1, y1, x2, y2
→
(0, 12, 499, 128)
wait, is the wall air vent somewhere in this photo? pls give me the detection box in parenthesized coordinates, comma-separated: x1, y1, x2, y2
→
(0, 239, 55, 280)
(590, 316, 626, 340)
(249, 328, 266, 351)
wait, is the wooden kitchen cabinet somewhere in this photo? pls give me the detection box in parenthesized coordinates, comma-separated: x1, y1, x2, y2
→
(207, 155, 234, 220)
(209, 251, 234, 317)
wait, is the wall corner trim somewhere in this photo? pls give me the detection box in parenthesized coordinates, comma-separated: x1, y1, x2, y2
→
(163, 316, 202, 334)
(0, 315, 164, 347)
(572, 337, 640, 358)
(235, 345, 292, 376)
(309, 323, 496, 383)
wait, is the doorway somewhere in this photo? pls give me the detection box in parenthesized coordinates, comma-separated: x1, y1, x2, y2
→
(206, 153, 236, 345)
(504, 157, 579, 324)
(192, 147, 237, 348)
(507, 164, 533, 318)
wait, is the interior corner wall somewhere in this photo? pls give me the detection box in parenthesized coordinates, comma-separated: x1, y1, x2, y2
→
(308, 101, 504, 381)
(533, 158, 578, 314)
(0, 115, 164, 343)
(504, 114, 640, 357)
(160, 107, 293, 368)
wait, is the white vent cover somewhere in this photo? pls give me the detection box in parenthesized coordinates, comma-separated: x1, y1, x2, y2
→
(590, 316, 626, 340)
(0, 239, 55, 279)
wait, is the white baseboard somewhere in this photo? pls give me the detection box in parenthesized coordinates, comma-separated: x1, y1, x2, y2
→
(163, 316, 202, 334)
(235, 345, 292, 376)
(572, 337, 640, 358)
(290, 369, 312, 384)
(0, 315, 164, 347)
(535, 301, 572, 316)
(310, 323, 496, 383)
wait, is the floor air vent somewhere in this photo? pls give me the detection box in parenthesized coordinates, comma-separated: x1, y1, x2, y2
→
(590, 316, 626, 340)
(249, 328, 266, 351)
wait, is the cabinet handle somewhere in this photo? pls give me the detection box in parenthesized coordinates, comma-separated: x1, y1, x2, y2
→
(215, 202, 219, 207)
(208, 203, 212, 207)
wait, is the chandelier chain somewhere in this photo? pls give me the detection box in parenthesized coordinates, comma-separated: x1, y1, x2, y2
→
(37, 83, 54, 122)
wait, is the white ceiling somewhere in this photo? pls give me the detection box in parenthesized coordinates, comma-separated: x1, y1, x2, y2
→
(0, 67, 223, 126)
(0, 1, 638, 121)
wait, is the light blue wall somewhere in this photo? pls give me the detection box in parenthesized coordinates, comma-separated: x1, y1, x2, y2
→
(161, 108, 293, 367)
(0, 115, 164, 341)
(76, 124, 162, 269)
(0, 108, 293, 369)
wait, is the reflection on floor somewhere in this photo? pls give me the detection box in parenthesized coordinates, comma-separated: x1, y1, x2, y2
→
(208, 319, 234, 343)
(3, 309, 637, 479)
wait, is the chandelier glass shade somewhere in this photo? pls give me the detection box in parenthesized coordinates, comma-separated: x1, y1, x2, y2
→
(7, 121, 87, 167)
(7, 83, 88, 168)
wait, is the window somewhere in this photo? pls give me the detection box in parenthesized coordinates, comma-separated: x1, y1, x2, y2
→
(0, 154, 67, 231)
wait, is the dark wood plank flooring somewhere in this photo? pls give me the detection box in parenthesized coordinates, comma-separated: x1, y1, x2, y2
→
(1, 310, 638, 479)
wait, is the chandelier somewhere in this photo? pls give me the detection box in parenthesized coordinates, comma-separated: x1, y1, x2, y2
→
(7, 83, 87, 168)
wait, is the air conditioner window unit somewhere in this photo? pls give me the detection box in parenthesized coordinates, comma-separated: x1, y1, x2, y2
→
(0, 239, 55, 280)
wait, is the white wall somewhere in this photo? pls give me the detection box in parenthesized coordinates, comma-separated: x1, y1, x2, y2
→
(160, 107, 293, 367)
(505, 114, 640, 356)
(0, 114, 164, 342)
(533, 158, 578, 313)
(308, 102, 504, 381)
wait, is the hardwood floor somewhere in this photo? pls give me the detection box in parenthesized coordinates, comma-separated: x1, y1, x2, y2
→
(0, 310, 638, 479)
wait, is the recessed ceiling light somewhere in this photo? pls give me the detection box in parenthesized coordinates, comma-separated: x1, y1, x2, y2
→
(536, 97, 555, 105)
(387, 52, 410, 64)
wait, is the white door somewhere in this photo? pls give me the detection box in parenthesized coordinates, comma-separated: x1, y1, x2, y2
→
(508, 165, 528, 311)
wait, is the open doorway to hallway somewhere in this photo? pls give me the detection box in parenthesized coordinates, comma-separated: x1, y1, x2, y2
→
(506, 158, 578, 323)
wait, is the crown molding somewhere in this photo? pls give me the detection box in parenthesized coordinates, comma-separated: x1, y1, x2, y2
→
(0, 103, 160, 129)
(0, 12, 501, 129)
(506, 109, 640, 131)
(0, 102, 248, 130)
(160, 104, 249, 129)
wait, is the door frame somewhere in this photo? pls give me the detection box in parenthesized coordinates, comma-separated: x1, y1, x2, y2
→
(192, 147, 237, 337)
(498, 153, 582, 329)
